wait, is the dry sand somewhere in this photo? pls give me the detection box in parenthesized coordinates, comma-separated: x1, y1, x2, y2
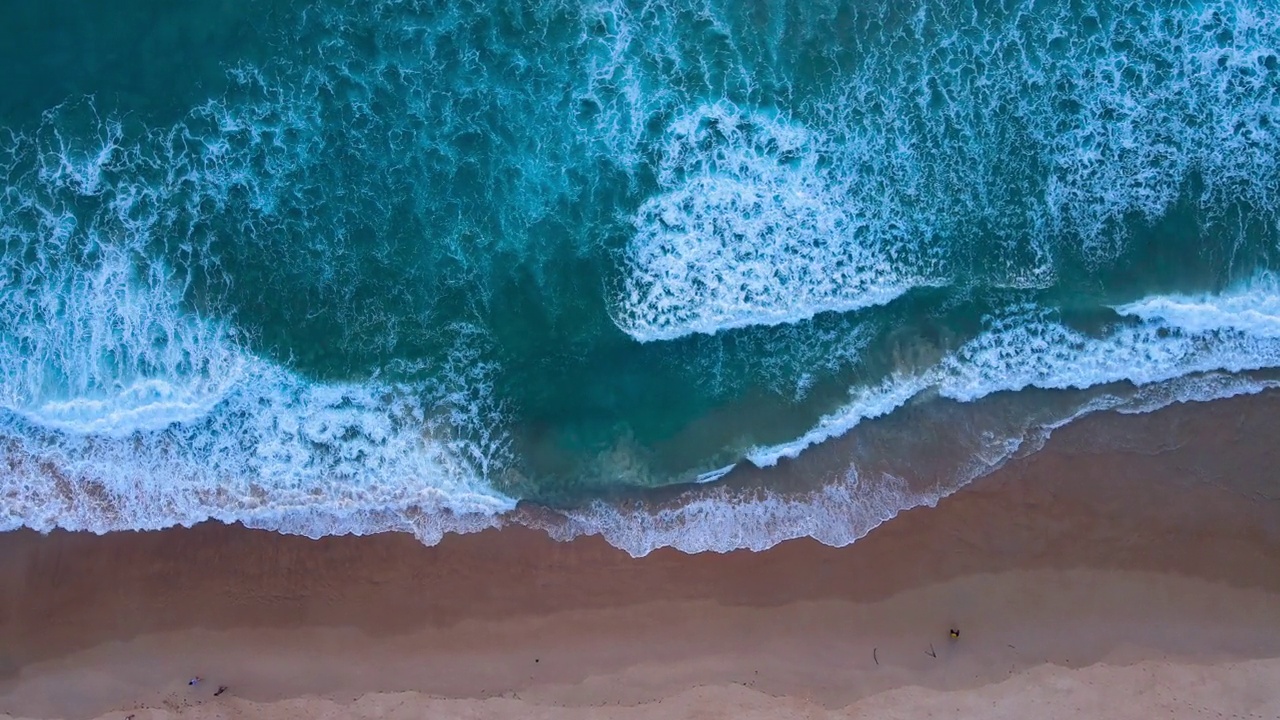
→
(1, 393, 1279, 719)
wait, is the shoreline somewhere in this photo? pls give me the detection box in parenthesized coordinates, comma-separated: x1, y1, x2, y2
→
(2, 392, 1280, 718)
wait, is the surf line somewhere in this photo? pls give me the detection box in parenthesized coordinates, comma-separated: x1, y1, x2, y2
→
(694, 464, 736, 484)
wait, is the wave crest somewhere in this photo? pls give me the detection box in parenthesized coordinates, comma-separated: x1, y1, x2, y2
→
(616, 102, 933, 341)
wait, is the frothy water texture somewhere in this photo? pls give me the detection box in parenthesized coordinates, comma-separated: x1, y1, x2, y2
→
(2, 0, 1280, 554)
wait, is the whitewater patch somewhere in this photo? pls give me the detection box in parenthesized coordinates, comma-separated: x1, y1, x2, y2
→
(0, 242, 517, 540)
(748, 280, 1280, 467)
(0, 95, 517, 544)
(0, 314, 518, 544)
(1115, 273, 1280, 338)
(0, 365, 518, 543)
(543, 467, 933, 556)
(555, 368, 1280, 560)
(613, 0, 1280, 341)
(550, 369, 1280, 557)
(614, 102, 935, 341)
(0, 246, 249, 436)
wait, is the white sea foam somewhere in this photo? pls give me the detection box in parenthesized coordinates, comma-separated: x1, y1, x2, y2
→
(1115, 274, 1280, 338)
(554, 368, 1280, 557)
(0, 95, 517, 543)
(6, 0, 1280, 558)
(749, 284, 1280, 467)
(615, 102, 934, 341)
(0, 301, 518, 541)
(0, 247, 248, 436)
(547, 466, 934, 556)
(614, 0, 1280, 340)
(561, 274, 1280, 559)
(0, 242, 518, 538)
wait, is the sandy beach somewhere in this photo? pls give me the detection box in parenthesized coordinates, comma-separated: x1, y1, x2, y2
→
(2, 392, 1280, 719)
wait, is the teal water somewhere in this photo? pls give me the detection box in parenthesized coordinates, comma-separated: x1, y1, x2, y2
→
(2, 0, 1280, 553)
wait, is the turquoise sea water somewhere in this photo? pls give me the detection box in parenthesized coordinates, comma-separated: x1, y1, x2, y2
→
(3, 0, 1280, 554)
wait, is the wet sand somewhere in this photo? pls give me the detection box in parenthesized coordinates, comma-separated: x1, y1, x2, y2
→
(1, 392, 1279, 719)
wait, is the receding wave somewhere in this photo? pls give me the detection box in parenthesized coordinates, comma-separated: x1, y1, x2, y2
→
(550, 370, 1278, 557)
(750, 278, 1280, 466)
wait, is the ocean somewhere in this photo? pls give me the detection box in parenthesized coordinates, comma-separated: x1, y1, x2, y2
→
(2, 0, 1280, 556)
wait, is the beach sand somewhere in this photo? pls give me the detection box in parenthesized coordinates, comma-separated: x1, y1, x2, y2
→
(1, 392, 1279, 719)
